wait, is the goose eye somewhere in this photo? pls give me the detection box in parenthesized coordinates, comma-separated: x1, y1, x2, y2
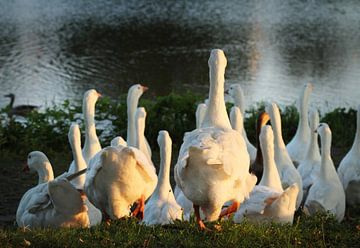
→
(28, 155, 31, 159)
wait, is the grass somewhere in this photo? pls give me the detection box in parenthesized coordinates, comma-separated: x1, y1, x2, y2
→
(1, 213, 360, 248)
(0, 214, 360, 247)
(1, 93, 360, 247)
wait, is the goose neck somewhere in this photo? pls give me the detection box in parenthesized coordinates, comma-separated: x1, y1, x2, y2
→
(351, 111, 360, 153)
(127, 96, 138, 147)
(259, 145, 283, 191)
(83, 102, 98, 144)
(202, 64, 231, 129)
(298, 87, 310, 130)
(155, 143, 172, 197)
(269, 108, 286, 149)
(37, 162, 54, 184)
(320, 133, 333, 180)
(234, 90, 245, 116)
(8, 95, 14, 108)
(306, 132, 321, 160)
(71, 139, 87, 171)
(135, 118, 145, 149)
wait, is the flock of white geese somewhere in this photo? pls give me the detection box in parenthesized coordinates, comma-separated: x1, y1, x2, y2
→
(16, 49, 360, 230)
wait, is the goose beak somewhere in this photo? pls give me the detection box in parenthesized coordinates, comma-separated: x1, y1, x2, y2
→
(141, 85, 149, 92)
(224, 89, 229, 94)
(22, 165, 30, 172)
(4, 94, 10, 98)
(97, 92, 102, 98)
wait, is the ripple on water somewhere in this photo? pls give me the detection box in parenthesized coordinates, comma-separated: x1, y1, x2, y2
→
(0, 0, 359, 112)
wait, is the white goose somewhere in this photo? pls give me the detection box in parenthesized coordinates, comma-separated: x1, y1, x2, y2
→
(196, 103, 207, 129)
(135, 107, 151, 161)
(85, 113, 157, 220)
(234, 125, 299, 224)
(337, 105, 360, 207)
(286, 83, 313, 166)
(68, 89, 102, 178)
(174, 49, 256, 229)
(265, 102, 303, 209)
(68, 123, 102, 226)
(297, 110, 321, 202)
(16, 152, 90, 228)
(126, 84, 151, 159)
(174, 103, 208, 221)
(142, 131, 183, 225)
(227, 84, 257, 163)
(304, 123, 345, 222)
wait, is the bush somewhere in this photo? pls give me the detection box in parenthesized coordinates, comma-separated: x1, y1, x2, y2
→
(0, 94, 356, 160)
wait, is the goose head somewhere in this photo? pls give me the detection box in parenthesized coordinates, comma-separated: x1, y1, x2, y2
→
(226, 84, 245, 113)
(273, 183, 299, 214)
(259, 125, 274, 153)
(208, 49, 227, 68)
(135, 107, 147, 120)
(315, 123, 331, 137)
(26, 151, 50, 173)
(157, 130, 171, 149)
(110, 136, 127, 147)
(83, 89, 101, 108)
(25, 151, 54, 184)
(128, 84, 148, 103)
(68, 123, 81, 149)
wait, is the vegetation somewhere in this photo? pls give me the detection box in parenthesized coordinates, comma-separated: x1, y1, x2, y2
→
(1, 212, 360, 247)
(0, 93, 357, 159)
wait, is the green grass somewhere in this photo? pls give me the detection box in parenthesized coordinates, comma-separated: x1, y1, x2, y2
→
(1, 213, 360, 248)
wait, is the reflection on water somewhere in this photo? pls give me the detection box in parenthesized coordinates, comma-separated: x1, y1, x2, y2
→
(0, 0, 359, 112)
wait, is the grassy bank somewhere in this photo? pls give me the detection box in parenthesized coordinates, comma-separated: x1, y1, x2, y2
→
(1, 213, 360, 248)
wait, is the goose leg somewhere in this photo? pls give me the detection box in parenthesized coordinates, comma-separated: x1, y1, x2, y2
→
(194, 204, 206, 230)
(102, 210, 111, 226)
(131, 195, 145, 220)
(219, 201, 240, 219)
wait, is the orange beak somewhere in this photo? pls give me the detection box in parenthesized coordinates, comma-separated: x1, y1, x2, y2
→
(141, 85, 149, 92)
(97, 92, 102, 98)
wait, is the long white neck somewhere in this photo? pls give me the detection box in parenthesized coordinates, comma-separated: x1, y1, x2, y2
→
(83, 99, 101, 162)
(230, 107, 243, 132)
(154, 137, 172, 198)
(350, 107, 360, 154)
(202, 50, 231, 129)
(70, 135, 87, 189)
(127, 95, 139, 147)
(267, 103, 293, 168)
(259, 128, 283, 192)
(233, 87, 245, 116)
(320, 129, 334, 180)
(305, 111, 321, 161)
(295, 84, 311, 140)
(37, 161, 54, 184)
(267, 104, 286, 149)
(135, 116, 148, 158)
(195, 103, 207, 129)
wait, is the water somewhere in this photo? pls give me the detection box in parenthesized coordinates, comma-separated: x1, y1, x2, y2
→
(0, 0, 359, 113)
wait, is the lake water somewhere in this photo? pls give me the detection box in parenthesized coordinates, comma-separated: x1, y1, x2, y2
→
(0, 0, 360, 113)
